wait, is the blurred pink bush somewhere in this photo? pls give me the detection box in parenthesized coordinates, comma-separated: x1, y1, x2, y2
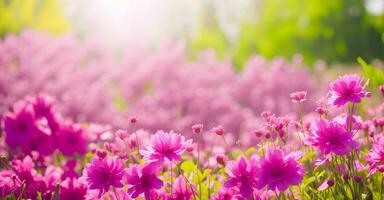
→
(0, 30, 318, 140)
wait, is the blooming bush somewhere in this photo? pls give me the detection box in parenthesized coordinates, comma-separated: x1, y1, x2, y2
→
(2, 31, 384, 199)
(1, 72, 384, 200)
(0, 31, 318, 138)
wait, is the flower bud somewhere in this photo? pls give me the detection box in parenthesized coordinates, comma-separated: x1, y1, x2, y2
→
(130, 116, 138, 124)
(192, 124, 204, 134)
(215, 154, 226, 165)
(96, 149, 107, 159)
(353, 176, 362, 183)
(211, 126, 224, 136)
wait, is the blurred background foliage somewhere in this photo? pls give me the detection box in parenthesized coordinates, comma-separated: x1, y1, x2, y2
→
(192, 0, 384, 68)
(0, 0, 69, 36)
(0, 0, 383, 68)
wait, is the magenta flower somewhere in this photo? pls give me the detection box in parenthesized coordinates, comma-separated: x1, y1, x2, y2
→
(83, 156, 125, 198)
(307, 119, 358, 155)
(255, 149, 305, 191)
(11, 156, 48, 199)
(2, 105, 37, 148)
(55, 124, 88, 156)
(224, 156, 258, 198)
(172, 176, 193, 200)
(290, 91, 307, 103)
(0, 170, 21, 198)
(328, 74, 371, 107)
(31, 95, 61, 133)
(59, 178, 87, 200)
(125, 163, 163, 199)
(142, 130, 192, 163)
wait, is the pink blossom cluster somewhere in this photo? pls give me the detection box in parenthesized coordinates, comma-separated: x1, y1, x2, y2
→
(2, 72, 384, 199)
(0, 31, 318, 139)
(2, 95, 88, 157)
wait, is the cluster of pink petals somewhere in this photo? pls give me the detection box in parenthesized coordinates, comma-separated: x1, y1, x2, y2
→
(83, 156, 125, 198)
(0, 156, 77, 199)
(224, 156, 259, 198)
(125, 162, 163, 199)
(290, 91, 307, 103)
(142, 130, 192, 163)
(224, 150, 304, 198)
(328, 74, 371, 107)
(255, 149, 305, 191)
(307, 119, 358, 155)
(0, 31, 318, 141)
(366, 136, 384, 176)
(2, 95, 88, 156)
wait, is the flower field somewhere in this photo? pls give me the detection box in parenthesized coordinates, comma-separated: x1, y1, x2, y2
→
(0, 29, 384, 200)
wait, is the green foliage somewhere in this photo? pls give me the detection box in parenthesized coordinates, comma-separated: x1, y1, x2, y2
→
(235, 0, 384, 66)
(0, 0, 70, 37)
(359, 57, 384, 90)
(191, 0, 384, 68)
(181, 160, 195, 174)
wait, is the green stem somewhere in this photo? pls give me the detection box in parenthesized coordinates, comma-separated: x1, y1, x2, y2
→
(197, 133, 202, 200)
(170, 162, 173, 197)
(134, 131, 141, 160)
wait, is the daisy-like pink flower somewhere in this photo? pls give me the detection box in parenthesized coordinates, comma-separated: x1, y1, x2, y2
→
(307, 119, 358, 155)
(125, 163, 163, 199)
(224, 156, 258, 198)
(366, 136, 384, 176)
(83, 156, 125, 198)
(172, 176, 193, 200)
(328, 74, 371, 107)
(290, 91, 307, 103)
(255, 149, 305, 191)
(142, 130, 192, 163)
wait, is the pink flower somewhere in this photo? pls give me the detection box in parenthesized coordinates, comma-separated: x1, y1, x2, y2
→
(255, 149, 305, 191)
(142, 130, 192, 163)
(366, 136, 384, 176)
(59, 178, 87, 200)
(125, 163, 163, 199)
(211, 126, 225, 136)
(172, 176, 193, 200)
(11, 156, 48, 199)
(211, 187, 237, 200)
(192, 124, 204, 134)
(31, 95, 61, 133)
(0, 170, 21, 198)
(328, 74, 370, 107)
(2, 105, 38, 148)
(55, 124, 88, 157)
(333, 113, 363, 131)
(379, 85, 384, 97)
(307, 119, 358, 155)
(83, 156, 125, 198)
(318, 179, 334, 191)
(224, 156, 258, 198)
(290, 91, 307, 103)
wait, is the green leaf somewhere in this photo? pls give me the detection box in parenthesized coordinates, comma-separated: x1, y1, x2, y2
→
(300, 150, 315, 163)
(302, 176, 316, 188)
(202, 169, 211, 179)
(358, 57, 384, 89)
(180, 160, 195, 174)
